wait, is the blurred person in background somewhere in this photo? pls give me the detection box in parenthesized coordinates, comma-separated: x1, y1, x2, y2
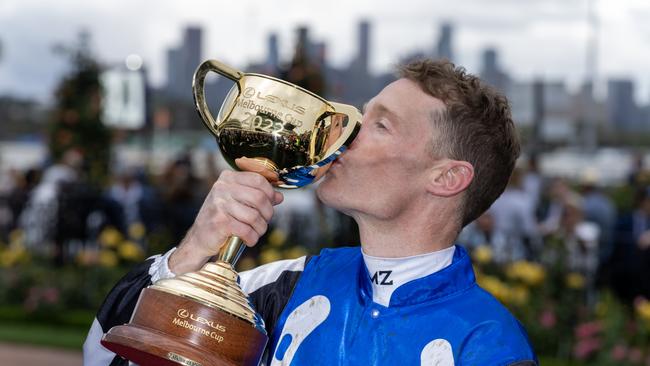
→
(108, 165, 144, 231)
(578, 170, 616, 269)
(0, 169, 19, 240)
(18, 148, 83, 261)
(7, 168, 42, 231)
(612, 187, 650, 300)
(457, 211, 509, 261)
(104, 164, 163, 245)
(158, 155, 208, 248)
(0, 168, 41, 244)
(628, 151, 649, 189)
(538, 177, 576, 236)
(554, 194, 600, 303)
(522, 154, 543, 215)
(488, 167, 540, 261)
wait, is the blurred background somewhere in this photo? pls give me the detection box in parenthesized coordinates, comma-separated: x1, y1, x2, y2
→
(1, 0, 650, 364)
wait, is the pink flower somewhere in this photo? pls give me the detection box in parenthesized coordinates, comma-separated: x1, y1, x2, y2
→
(22, 286, 60, 312)
(42, 287, 60, 304)
(574, 321, 603, 339)
(539, 310, 557, 329)
(610, 344, 627, 362)
(634, 296, 647, 307)
(573, 338, 602, 360)
(628, 347, 643, 363)
(23, 286, 42, 312)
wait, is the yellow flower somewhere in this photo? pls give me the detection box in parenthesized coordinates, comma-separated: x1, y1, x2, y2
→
(635, 298, 650, 322)
(118, 241, 144, 261)
(478, 275, 510, 303)
(259, 248, 282, 264)
(8, 229, 24, 245)
(99, 227, 123, 248)
(472, 245, 493, 265)
(268, 229, 287, 247)
(509, 285, 530, 306)
(0, 251, 15, 267)
(0, 242, 29, 267)
(595, 300, 608, 318)
(0, 252, 10, 268)
(565, 272, 586, 289)
(506, 261, 546, 286)
(237, 257, 257, 272)
(128, 222, 146, 240)
(75, 249, 99, 266)
(284, 246, 308, 259)
(99, 250, 119, 267)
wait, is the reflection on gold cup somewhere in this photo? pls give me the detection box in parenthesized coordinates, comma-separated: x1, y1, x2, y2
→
(101, 59, 362, 366)
(196, 60, 361, 189)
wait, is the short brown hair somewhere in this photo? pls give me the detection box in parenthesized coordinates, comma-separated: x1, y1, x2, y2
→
(398, 59, 520, 227)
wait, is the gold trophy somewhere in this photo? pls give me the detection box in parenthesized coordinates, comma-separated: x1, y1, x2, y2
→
(101, 59, 362, 366)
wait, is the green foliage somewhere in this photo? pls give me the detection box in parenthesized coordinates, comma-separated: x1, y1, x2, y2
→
(606, 185, 636, 212)
(0, 323, 88, 350)
(0, 262, 130, 316)
(48, 39, 111, 185)
(0, 259, 130, 349)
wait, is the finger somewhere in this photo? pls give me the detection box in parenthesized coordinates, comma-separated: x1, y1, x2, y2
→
(227, 217, 260, 247)
(273, 191, 284, 205)
(221, 171, 276, 201)
(229, 185, 275, 222)
(226, 201, 268, 237)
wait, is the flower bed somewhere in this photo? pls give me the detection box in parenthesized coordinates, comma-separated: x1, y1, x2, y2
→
(472, 244, 650, 365)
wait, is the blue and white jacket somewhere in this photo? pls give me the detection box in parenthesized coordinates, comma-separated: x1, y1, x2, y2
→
(83, 245, 537, 366)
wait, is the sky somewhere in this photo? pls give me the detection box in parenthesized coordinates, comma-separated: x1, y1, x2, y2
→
(1, 0, 650, 104)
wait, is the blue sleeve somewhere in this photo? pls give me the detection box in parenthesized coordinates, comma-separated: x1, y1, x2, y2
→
(457, 320, 538, 366)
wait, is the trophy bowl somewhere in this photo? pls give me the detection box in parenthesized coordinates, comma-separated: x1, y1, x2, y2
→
(101, 59, 362, 366)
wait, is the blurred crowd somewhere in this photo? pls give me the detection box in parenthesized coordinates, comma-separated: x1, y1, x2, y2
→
(459, 154, 650, 303)
(0, 150, 213, 263)
(1, 149, 650, 302)
(0, 148, 359, 267)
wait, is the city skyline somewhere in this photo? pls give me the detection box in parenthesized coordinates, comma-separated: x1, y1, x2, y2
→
(2, 0, 650, 104)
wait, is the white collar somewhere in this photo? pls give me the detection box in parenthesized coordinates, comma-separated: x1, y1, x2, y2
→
(362, 246, 456, 307)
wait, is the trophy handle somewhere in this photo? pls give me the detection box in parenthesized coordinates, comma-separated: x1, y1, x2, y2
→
(327, 102, 363, 151)
(192, 60, 244, 137)
(193, 60, 247, 266)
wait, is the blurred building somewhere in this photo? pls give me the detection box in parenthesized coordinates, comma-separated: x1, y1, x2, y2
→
(295, 26, 319, 63)
(508, 82, 534, 127)
(312, 41, 327, 68)
(435, 22, 454, 62)
(570, 82, 603, 150)
(641, 105, 650, 130)
(338, 20, 376, 107)
(541, 81, 574, 143)
(0, 96, 48, 139)
(166, 26, 203, 103)
(607, 79, 642, 132)
(350, 20, 370, 76)
(266, 33, 280, 73)
(479, 48, 510, 93)
(508, 81, 575, 144)
(157, 25, 233, 131)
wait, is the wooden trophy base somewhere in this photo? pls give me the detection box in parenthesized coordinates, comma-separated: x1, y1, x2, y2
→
(101, 288, 267, 366)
